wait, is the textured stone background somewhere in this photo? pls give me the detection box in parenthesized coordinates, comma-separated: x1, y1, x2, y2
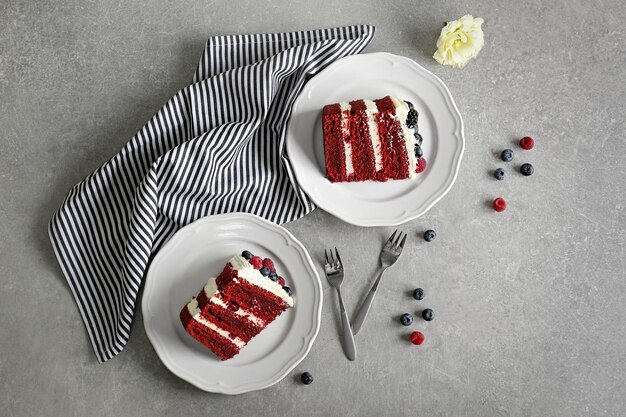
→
(1, 0, 625, 416)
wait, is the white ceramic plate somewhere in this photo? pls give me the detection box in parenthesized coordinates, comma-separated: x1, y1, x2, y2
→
(142, 213, 322, 394)
(286, 52, 465, 226)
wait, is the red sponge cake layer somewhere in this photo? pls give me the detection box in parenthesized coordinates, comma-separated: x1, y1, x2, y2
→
(322, 103, 347, 182)
(348, 99, 376, 181)
(374, 96, 410, 180)
(180, 300, 241, 360)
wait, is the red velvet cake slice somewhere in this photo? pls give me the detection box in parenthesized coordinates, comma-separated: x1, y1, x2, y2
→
(322, 96, 426, 182)
(180, 252, 294, 360)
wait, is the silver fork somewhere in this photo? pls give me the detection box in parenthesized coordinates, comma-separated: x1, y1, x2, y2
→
(324, 248, 356, 361)
(351, 230, 407, 335)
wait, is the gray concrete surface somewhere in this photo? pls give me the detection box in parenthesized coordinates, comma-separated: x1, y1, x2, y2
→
(1, 0, 625, 416)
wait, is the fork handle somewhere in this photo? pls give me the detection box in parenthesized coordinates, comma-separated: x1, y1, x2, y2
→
(337, 288, 356, 361)
(351, 267, 386, 336)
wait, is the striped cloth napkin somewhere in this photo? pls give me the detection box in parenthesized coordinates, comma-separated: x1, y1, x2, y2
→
(49, 26, 375, 363)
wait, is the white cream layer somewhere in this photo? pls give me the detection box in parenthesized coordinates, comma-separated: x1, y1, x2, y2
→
(186, 298, 246, 348)
(202, 277, 266, 327)
(363, 100, 384, 172)
(390, 97, 418, 179)
(229, 256, 294, 307)
(339, 102, 354, 176)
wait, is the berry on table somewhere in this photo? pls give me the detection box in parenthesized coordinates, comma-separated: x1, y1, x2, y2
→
(410, 331, 425, 345)
(422, 308, 435, 321)
(400, 313, 413, 326)
(520, 163, 534, 176)
(501, 149, 513, 162)
(241, 250, 253, 260)
(424, 229, 437, 242)
(283, 286, 292, 296)
(249, 256, 263, 269)
(278, 276, 286, 286)
(493, 197, 507, 212)
(494, 168, 506, 181)
(300, 372, 314, 385)
(519, 136, 534, 150)
(263, 258, 275, 272)
(259, 267, 270, 277)
(413, 288, 425, 300)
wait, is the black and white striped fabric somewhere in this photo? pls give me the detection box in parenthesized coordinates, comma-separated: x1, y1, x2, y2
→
(49, 26, 375, 363)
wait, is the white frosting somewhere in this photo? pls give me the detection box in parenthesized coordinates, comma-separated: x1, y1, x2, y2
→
(229, 256, 294, 307)
(390, 97, 418, 179)
(203, 276, 218, 296)
(339, 102, 354, 176)
(363, 100, 383, 172)
(186, 298, 246, 348)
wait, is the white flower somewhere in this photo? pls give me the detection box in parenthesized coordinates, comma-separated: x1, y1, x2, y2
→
(433, 15, 484, 68)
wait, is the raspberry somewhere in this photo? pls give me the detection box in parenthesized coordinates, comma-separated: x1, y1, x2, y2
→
(277, 276, 285, 286)
(249, 256, 263, 269)
(262, 258, 275, 272)
(415, 157, 427, 173)
(410, 331, 425, 345)
(493, 197, 507, 212)
(519, 136, 534, 150)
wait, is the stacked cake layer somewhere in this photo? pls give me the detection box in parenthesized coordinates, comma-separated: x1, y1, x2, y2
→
(180, 254, 294, 360)
(322, 96, 426, 182)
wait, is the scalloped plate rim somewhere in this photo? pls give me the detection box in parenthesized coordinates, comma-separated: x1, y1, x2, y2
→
(142, 213, 322, 394)
(286, 52, 465, 226)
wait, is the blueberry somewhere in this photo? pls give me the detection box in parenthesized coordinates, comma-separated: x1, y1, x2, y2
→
(413, 288, 424, 300)
(414, 131, 423, 146)
(260, 267, 270, 276)
(241, 250, 253, 260)
(404, 100, 414, 110)
(423, 229, 436, 242)
(414, 144, 423, 158)
(283, 286, 292, 296)
(300, 372, 314, 385)
(501, 149, 513, 162)
(494, 168, 506, 180)
(406, 109, 419, 128)
(269, 271, 278, 282)
(400, 313, 413, 326)
(422, 308, 434, 321)
(520, 163, 534, 176)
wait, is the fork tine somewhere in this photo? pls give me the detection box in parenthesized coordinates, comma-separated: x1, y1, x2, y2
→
(386, 229, 397, 246)
(398, 233, 407, 250)
(329, 248, 336, 266)
(335, 247, 342, 267)
(393, 231, 403, 247)
(324, 249, 330, 266)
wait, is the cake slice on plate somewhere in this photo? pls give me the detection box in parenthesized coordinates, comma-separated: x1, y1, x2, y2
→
(180, 252, 294, 360)
(322, 95, 426, 182)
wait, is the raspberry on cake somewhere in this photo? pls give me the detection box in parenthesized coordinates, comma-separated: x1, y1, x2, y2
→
(322, 96, 426, 182)
(180, 252, 294, 360)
